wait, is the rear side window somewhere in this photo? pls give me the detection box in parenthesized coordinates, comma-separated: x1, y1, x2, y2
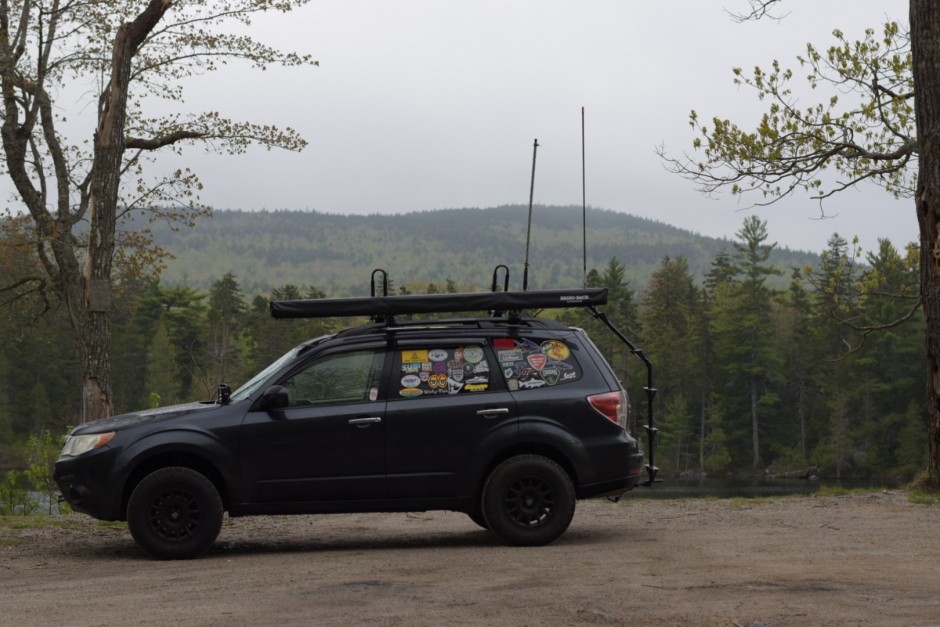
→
(398, 345, 491, 397)
(493, 338, 582, 391)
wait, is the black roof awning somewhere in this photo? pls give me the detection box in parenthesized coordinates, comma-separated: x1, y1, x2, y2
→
(270, 288, 608, 319)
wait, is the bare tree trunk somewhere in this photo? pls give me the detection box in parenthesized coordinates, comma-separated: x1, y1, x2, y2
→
(699, 392, 706, 476)
(77, 0, 171, 421)
(751, 375, 760, 471)
(911, 0, 940, 485)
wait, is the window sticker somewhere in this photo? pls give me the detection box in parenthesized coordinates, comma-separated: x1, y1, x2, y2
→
(399, 346, 490, 397)
(494, 338, 581, 390)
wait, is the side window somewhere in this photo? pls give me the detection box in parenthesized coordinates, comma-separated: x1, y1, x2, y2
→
(282, 350, 384, 407)
(493, 338, 582, 391)
(398, 345, 491, 397)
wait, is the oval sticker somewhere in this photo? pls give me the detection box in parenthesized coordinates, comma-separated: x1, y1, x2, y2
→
(428, 349, 449, 362)
(399, 387, 423, 398)
(541, 340, 570, 361)
(463, 345, 484, 363)
(401, 374, 421, 388)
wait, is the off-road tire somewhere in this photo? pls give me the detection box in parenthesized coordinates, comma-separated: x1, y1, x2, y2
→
(481, 454, 575, 546)
(127, 467, 223, 560)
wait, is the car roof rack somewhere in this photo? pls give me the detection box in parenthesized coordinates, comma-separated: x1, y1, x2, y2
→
(270, 287, 608, 321)
(270, 266, 606, 321)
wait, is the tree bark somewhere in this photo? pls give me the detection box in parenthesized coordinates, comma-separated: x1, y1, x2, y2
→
(910, 0, 940, 485)
(79, 0, 171, 421)
(751, 374, 760, 471)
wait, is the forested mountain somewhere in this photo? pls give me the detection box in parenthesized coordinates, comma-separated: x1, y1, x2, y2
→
(151, 206, 818, 294)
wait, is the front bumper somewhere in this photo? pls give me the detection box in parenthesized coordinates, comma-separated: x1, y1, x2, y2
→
(53, 448, 124, 521)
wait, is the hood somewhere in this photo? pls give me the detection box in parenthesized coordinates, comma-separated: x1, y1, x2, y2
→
(72, 401, 221, 434)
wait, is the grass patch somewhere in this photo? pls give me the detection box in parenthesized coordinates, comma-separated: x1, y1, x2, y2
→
(0, 514, 123, 532)
(904, 473, 940, 505)
(907, 491, 940, 505)
(0, 514, 86, 531)
(811, 485, 884, 497)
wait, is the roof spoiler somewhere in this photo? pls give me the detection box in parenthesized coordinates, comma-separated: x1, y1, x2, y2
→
(270, 288, 608, 320)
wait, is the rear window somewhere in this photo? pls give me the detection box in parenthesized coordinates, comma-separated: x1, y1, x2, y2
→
(493, 338, 582, 391)
(398, 345, 491, 397)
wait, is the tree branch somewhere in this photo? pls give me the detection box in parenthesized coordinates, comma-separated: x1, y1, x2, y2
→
(829, 295, 923, 357)
(125, 129, 204, 150)
(726, 0, 787, 23)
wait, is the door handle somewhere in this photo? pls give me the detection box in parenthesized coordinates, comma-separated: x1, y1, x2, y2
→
(476, 408, 510, 418)
(348, 417, 382, 426)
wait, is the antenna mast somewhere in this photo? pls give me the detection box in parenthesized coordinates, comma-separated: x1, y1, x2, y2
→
(522, 138, 539, 291)
(581, 107, 587, 287)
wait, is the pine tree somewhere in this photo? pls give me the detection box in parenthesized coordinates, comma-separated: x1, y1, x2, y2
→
(709, 216, 783, 471)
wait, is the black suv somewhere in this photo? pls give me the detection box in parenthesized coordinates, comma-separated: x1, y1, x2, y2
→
(55, 287, 653, 559)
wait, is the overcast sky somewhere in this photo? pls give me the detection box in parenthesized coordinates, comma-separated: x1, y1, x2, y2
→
(175, 0, 913, 256)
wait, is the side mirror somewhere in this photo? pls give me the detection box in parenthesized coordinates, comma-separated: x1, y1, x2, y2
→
(258, 385, 289, 411)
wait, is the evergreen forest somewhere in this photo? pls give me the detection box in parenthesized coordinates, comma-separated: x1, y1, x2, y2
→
(0, 208, 925, 483)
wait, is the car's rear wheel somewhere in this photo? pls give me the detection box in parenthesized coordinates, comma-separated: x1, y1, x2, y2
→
(127, 467, 223, 560)
(481, 454, 575, 546)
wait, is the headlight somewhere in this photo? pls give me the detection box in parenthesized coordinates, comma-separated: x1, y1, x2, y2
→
(60, 432, 116, 458)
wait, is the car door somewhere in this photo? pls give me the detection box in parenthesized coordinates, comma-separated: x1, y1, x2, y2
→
(384, 341, 517, 499)
(239, 348, 388, 504)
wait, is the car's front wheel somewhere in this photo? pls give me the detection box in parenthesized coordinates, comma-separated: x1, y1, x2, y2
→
(481, 454, 575, 546)
(127, 467, 223, 560)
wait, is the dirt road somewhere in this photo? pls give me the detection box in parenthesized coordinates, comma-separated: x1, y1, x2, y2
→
(2, 491, 939, 626)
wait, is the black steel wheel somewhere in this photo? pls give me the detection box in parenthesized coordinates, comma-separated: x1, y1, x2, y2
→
(127, 467, 223, 560)
(481, 454, 575, 546)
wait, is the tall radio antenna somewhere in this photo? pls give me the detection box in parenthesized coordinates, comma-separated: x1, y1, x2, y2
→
(522, 138, 539, 291)
(581, 107, 587, 287)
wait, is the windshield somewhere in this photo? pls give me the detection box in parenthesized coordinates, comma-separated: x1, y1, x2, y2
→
(229, 346, 302, 403)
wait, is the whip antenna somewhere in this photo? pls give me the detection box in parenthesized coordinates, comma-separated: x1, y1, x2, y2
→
(581, 107, 587, 287)
(522, 138, 539, 291)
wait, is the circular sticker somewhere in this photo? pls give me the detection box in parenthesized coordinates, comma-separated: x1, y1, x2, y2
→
(463, 345, 484, 363)
(401, 374, 421, 388)
(541, 340, 570, 361)
(428, 349, 449, 362)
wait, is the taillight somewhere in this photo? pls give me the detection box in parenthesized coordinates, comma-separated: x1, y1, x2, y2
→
(588, 390, 629, 430)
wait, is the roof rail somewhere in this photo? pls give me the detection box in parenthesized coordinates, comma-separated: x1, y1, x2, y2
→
(270, 288, 608, 320)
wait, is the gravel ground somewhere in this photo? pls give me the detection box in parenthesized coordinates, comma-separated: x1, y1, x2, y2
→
(2, 491, 939, 626)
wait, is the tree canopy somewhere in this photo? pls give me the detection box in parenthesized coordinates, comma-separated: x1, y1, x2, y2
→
(660, 20, 915, 208)
(0, 0, 316, 420)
